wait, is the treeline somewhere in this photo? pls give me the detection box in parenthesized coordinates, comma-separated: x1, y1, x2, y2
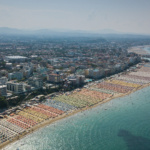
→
(0, 83, 84, 109)
(0, 96, 8, 109)
(0, 95, 26, 109)
(0, 86, 62, 109)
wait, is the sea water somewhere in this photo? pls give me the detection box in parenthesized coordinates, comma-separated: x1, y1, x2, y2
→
(3, 86, 150, 150)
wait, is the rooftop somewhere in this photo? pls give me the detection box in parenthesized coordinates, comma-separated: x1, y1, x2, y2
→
(5, 56, 27, 59)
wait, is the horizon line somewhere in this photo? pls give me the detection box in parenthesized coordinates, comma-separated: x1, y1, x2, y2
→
(0, 26, 150, 36)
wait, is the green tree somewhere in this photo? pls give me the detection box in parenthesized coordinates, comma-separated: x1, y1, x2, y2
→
(0, 96, 8, 109)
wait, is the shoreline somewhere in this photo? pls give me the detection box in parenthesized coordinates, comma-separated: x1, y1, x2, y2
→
(128, 45, 150, 55)
(1, 49, 150, 149)
(1, 81, 150, 150)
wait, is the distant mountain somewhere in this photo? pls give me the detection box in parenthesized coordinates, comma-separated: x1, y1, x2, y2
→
(95, 29, 122, 34)
(0, 27, 104, 37)
(0, 27, 23, 34)
(0, 27, 88, 36)
(0, 27, 150, 38)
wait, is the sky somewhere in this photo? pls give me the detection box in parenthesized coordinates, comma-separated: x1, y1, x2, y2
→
(0, 0, 150, 34)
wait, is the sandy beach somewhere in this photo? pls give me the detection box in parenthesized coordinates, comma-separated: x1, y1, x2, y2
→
(128, 45, 150, 55)
(1, 62, 150, 149)
(1, 81, 150, 150)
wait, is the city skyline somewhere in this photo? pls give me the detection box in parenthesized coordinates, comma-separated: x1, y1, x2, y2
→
(0, 0, 150, 34)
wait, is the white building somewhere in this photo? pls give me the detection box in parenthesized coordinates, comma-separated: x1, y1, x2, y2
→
(28, 77, 43, 89)
(23, 63, 33, 78)
(0, 85, 7, 96)
(0, 77, 8, 85)
(6, 63, 12, 69)
(5, 56, 27, 62)
(7, 82, 25, 93)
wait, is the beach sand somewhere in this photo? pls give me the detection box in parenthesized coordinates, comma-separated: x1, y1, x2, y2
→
(1, 80, 150, 150)
(128, 45, 150, 55)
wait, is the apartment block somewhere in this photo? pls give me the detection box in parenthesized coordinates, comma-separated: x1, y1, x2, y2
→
(7, 82, 25, 93)
(0, 85, 7, 96)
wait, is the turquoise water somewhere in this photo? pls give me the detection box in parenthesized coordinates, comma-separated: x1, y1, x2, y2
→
(3, 86, 150, 150)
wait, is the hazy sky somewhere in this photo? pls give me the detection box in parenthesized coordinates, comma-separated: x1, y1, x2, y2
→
(0, 0, 150, 34)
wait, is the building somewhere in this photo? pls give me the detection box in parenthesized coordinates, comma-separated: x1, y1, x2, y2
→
(68, 75, 85, 85)
(104, 69, 111, 76)
(114, 64, 122, 72)
(7, 82, 25, 93)
(25, 84, 32, 92)
(70, 67, 76, 73)
(76, 75, 85, 85)
(28, 77, 43, 89)
(23, 70, 31, 78)
(36, 66, 48, 74)
(85, 69, 90, 77)
(5, 56, 28, 62)
(5, 63, 12, 69)
(47, 74, 61, 83)
(8, 72, 23, 80)
(0, 85, 7, 96)
(47, 73, 65, 83)
(85, 69, 104, 79)
(0, 77, 8, 85)
(22, 63, 34, 78)
(92, 69, 101, 79)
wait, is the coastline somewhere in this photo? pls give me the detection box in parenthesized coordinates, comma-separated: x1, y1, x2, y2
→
(1, 43, 150, 149)
(128, 45, 150, 55)
(1, 80, 150, 150)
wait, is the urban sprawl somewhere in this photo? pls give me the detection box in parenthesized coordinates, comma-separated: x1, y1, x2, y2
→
(0, 35, 150, 148)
